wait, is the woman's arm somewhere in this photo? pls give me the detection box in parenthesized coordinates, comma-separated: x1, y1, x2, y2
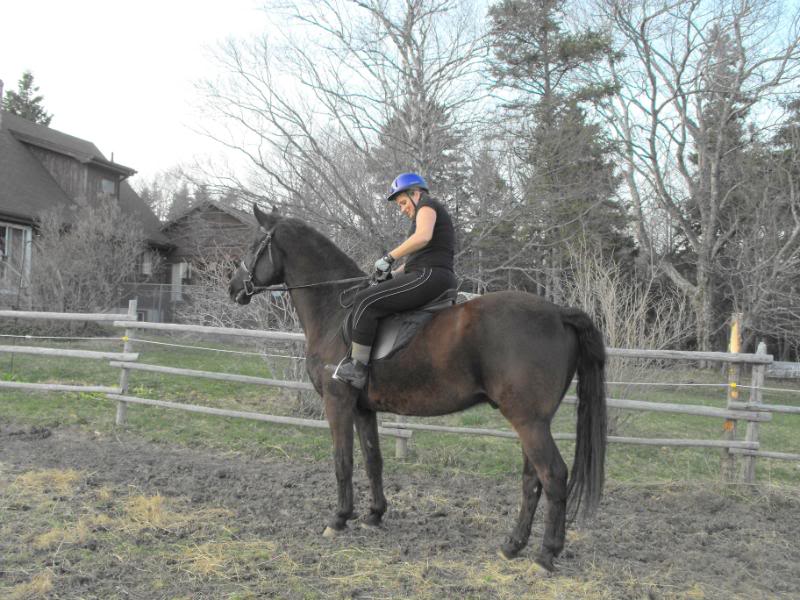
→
(388, 206, 436, 260)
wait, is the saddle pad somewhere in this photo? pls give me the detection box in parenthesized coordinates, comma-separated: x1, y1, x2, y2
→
(371, 311, 435, 361)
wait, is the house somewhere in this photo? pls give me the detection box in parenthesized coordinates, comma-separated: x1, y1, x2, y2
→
(0, 109, 170, 316)
(160, 200, 256, 305)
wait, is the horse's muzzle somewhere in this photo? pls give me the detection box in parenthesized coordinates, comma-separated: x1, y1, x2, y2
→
(229, 283, 251, 305)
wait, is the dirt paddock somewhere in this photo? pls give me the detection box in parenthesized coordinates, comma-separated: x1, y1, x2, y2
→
(1, 424, 798, 599)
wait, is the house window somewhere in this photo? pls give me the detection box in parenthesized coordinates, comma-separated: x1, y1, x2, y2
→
(170, 261, 191, 301)
(141, 251, 153, 275)
(0, 223, 32, 288)
(101, 178, 116, 196)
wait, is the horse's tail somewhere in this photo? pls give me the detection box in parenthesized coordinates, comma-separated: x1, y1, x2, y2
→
(560, 307, 607, 521)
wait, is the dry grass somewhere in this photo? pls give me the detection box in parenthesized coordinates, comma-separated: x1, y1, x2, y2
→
(13, 468, 81, 495)
(119, 493, 232, 532)
(33, 518, 91, 550)
(7, 570, 54, 600)
(180, 540, 281, 579)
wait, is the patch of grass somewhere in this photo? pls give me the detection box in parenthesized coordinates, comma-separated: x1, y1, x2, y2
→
(7, 570, 54, 600)
(13, 468, 82, 495)
(180, 540, 281, 579)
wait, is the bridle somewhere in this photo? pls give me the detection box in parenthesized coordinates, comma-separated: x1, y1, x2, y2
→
(239, 228, 276, 297)
(236, 228, 369, 301)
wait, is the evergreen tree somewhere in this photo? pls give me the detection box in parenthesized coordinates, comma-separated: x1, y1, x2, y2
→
(2, 71, 53, 125)
(488, 0, 629, 297)
(194, 184, 212, 205)
(167, 183, 193, 221)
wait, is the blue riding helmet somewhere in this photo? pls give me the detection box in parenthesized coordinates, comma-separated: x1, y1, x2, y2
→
(386, 172, 428, 202)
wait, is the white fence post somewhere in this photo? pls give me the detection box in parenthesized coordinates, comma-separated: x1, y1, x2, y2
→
(115, 299, 137, 426)
(742, 341, 767, 483)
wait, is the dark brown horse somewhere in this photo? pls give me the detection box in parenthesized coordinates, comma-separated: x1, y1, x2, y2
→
(228, 204, 607, 571)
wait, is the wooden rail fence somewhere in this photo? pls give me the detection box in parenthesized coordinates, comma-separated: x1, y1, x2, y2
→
(1, 303, 799, 479)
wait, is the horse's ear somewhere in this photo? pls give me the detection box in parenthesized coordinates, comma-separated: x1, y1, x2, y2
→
(253, 203, 279, 231)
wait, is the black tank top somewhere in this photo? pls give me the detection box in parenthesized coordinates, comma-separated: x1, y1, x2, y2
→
(404, 195, 455, 272)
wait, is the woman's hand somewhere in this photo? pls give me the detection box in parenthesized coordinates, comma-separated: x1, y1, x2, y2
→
(374, 253, 395, 281)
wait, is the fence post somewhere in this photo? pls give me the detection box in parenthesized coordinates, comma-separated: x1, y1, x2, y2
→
(742, 341, 767, 483)
(392, 413, 409, 459)
(115, 298, 137, 426)
(722, 313, 742, 482)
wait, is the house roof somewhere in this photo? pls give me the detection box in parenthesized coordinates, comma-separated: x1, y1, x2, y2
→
(0, 113, 74, 225)
(2, 111, 135, 175)
(0, 110, 168, 246)
(120, 181, 170, 247)
(163, 199, 257, 229)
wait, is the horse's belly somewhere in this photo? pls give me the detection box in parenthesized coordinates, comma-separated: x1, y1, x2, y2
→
(363, 384, 483, 417)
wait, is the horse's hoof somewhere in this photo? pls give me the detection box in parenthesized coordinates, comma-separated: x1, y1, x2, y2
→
(323, 526, 342, 538)
(499, 537, 522, 560)
(361, 512, 383, 529)
(498, 545, 518, 561)
(532, 553, 555, 574)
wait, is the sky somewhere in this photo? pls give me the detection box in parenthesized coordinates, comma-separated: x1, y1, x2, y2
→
(1, 0, 267, 187)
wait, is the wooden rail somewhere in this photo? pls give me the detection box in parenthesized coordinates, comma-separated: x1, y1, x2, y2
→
(606, 347, 773, 364)
(381, 422, 759, 450)
(113, 320, 305, 342)
(0, 344, 138, 361)
(0, 310, 128, 321)
(109, 361, 316, 391)
(0, 381, 119, 394)
(728, 401, 800, 415)
(562, 395, 771, 422)
(106, 394, 411, 440)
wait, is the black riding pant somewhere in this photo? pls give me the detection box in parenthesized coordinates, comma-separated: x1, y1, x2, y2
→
(350, 267, 457, 347)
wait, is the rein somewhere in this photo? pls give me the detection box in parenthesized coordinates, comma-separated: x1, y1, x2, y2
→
(238, 229, 369, 301)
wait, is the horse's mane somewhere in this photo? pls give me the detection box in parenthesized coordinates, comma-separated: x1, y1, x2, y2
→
(277, 216, 363, 275)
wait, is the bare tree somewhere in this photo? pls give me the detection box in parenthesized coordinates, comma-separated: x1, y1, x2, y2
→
(198, 0, 486, 255)
(595, 0, 800, 350)
(25, 201, 150, 313)
(559, 243, 694, 433)
(719, 130, 800, 356)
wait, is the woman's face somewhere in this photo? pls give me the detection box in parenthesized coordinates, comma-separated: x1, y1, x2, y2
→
(395, 192, 416, 219)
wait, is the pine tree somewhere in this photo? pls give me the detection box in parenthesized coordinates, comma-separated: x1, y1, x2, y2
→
(2, 71, 53, 125)
(488, 0, 629, 297)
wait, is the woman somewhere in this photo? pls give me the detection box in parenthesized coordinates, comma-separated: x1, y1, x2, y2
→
(331, 172, 457, 389)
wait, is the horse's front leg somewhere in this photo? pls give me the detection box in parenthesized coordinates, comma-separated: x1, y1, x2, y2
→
(354, 405, 386, 527)
(323, 386, 357, 536)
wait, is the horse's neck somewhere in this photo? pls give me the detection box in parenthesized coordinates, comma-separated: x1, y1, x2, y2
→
(282, 244, 360, 347)
(288, 286, 346, 346)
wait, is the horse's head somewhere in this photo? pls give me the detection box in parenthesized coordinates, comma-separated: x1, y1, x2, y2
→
(229, 203, 285, 305)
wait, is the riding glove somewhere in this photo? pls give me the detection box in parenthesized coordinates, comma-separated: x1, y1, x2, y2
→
(374, 253, 394, 272)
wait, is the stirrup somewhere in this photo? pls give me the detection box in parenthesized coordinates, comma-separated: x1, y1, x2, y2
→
(330, 357, 368, 389)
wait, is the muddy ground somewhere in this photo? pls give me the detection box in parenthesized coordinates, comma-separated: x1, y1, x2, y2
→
(1, 425, 798, 600)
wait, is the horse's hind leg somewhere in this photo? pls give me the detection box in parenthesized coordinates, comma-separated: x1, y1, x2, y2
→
(500, 453, 542, 559)
(509, 421, 568, 571)
(354, 406, 387, 527)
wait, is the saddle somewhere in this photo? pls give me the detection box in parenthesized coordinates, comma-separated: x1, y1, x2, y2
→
(341, 288, 458, 361)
